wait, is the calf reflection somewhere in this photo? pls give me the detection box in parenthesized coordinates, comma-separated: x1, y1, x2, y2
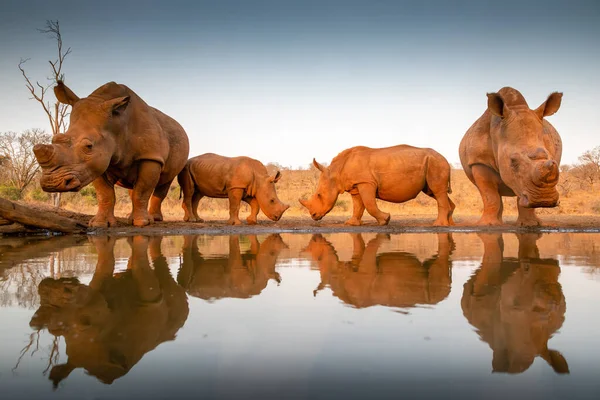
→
(303, 233, 454, 308)
(29, 236, 189, 386)
(461, 233, 569, 374)
(177, 234, 287, 300)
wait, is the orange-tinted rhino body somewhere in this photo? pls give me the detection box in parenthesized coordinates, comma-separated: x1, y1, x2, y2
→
(300, 145, 454, 226)
(459, 87, 563, 226)
(33, 81, 189, 227)
(178, 153, 289, 225)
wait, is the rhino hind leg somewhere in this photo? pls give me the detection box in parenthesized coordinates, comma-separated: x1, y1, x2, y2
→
(356, 184, 390, 225)
(471, 164, 504, 226)
(345, 193, 365, 226)
(516, 200, 541, 227)
(191, 192, 204, 222)
(149, 181, 172, 222)
(227, 189, 244, 225)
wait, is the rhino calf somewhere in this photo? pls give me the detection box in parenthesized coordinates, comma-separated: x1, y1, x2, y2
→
(178, 153, 289, 225)
(459, 87, 563, 226)
(33, 81, 189, 227)
(299, 145, 455, 226)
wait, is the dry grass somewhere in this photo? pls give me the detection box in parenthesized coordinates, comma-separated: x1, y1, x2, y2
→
(20, 168, 600, 221)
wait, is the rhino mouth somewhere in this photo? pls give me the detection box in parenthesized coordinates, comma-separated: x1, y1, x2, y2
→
(519, 191, 559, 208)
(40, 168, 92, 192)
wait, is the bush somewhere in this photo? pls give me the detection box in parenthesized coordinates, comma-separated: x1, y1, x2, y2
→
(0, 185, 21, 201)
(28, 188, 50, 202)
(592, 201, 600, 214)
(80, 186, 97, 199)
(335, 199, 348, 211)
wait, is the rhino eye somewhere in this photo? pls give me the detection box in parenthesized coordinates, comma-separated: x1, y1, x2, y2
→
(270, 199, 275, 204)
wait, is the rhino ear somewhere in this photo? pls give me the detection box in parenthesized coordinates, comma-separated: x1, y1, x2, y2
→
(103, 96, 130, 116)
(313, 158, 326, 172)
(534, 92, 562, 119)
(54, 81, 80, 106)
(487, 92, 507, 118)
(270, 170, 282, 183)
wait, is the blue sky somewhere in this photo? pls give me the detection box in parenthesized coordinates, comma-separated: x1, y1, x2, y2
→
(1, 0, 598, 167)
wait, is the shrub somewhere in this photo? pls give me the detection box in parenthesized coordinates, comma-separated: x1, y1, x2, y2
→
(335, 199, 348, 211)
(0, 185, 21, 201)
(28, 188, 50, 202)
(592, 201, 600, 214)
(80, 186, 97, 199)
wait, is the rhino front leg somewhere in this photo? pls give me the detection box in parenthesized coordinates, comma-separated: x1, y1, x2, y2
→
(471, 165, 503, 226)
(245, 197, 259, 225)
(89, 176, 118, 228)
(357, 184, 390, 225)
(516, 200, 541, 227)
(227, 189, 244, 225)
(130, 161, 162, 227)
(345, 193, 365, 226)
(149, 181, 172, 222)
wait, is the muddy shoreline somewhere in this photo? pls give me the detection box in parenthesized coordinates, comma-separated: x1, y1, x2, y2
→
(3, 210, 599, 237)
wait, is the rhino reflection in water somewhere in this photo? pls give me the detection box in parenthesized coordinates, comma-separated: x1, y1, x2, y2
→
(461, 233, 569, 374)
(303, 233, 454, 308)
(177, 234, 287, 300)
(29, 236, 189, 386)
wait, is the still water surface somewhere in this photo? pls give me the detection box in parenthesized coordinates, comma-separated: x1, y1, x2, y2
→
(1, 232, 599, 399)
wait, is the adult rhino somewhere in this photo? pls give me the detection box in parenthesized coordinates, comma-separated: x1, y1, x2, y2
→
(299, 145, 455, 226)
(459, 87, 562, 226)
(33, 81, 189, 227)
(178, 153, 289, 225)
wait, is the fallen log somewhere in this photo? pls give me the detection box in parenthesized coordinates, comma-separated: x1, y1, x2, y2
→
(0, 197, 88, 234)
(0, 217, 11, 226)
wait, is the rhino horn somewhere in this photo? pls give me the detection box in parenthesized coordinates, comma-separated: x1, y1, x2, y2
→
(33, 144, 56, 167)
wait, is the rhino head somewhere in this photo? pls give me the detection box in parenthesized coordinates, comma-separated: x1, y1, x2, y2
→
(33, 81, 130, 192)
(487, 88, 562, 208)
(299, 159, 340, 220)
(255, 170, 289, 221)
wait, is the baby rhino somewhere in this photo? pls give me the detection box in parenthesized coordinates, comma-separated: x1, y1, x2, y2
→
(300, 145, 454, 226)
(178, 153, 289, 225)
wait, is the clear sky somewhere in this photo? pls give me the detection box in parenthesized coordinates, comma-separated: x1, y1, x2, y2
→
(0, 0, 598, 168)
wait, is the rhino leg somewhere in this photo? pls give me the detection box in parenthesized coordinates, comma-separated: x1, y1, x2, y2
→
(245, 197, 259, 225)
(191, 192, 204, 222)
(471, 165, 504, 226)
(516, 200, 541, 227)
(357, 184, 390, 226)
(89, 176, 118, 228)
(345, 193, 365, 226)
(227, 189, 244, 225)
(149, 181, 172, 222)
(130, 161, 162, 227)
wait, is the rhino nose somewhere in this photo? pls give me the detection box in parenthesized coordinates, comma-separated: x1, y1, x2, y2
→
(63, 176, 81, 191)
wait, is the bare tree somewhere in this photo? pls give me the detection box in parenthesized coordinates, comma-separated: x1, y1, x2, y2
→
(573, 146, 600, 190)
(18, 20, 72, 206)
(0, 129, 52, 195)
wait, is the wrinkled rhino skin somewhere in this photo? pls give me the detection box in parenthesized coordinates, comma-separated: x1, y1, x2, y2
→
(177, 234, 287, 300)
(303, 233, 454, 308)
(461, 233, 569, 374)
(459, 87, 563, 226)
(299, 145, 455, 226)
(178, 153, 289, 225)
(29, 236, 189, 386)
(33, 81, 189, 227)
